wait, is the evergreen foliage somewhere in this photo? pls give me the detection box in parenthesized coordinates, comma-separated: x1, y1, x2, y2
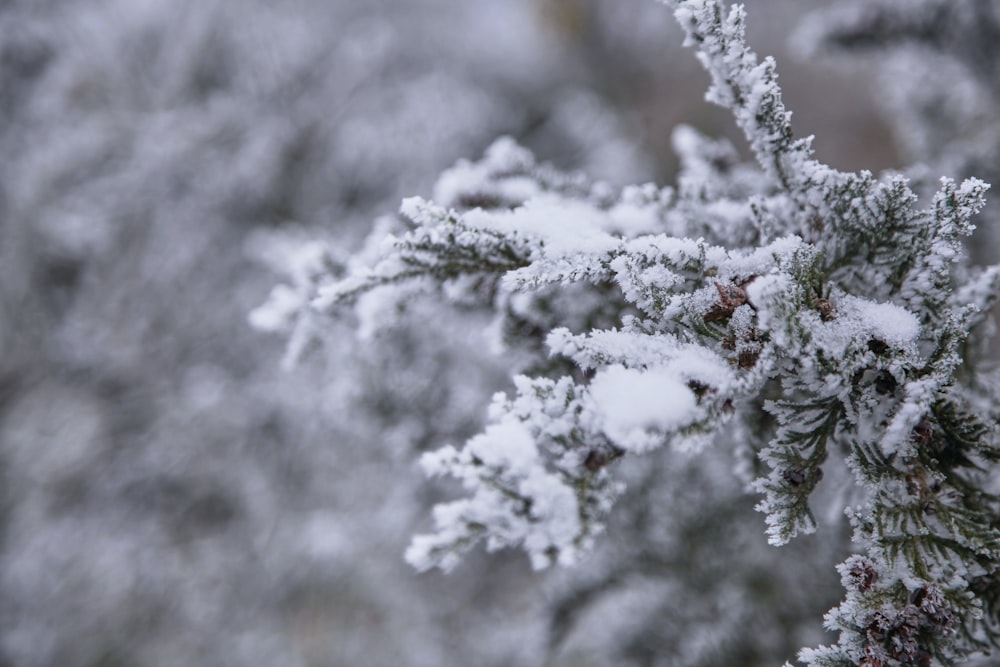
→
(259, 0, 1000, 664)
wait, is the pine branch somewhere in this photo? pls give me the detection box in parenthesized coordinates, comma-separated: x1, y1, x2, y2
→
(259, 1, 1000, 663)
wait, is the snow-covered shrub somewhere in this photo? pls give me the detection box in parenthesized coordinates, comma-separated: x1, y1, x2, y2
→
(264, 1, 1000, 665)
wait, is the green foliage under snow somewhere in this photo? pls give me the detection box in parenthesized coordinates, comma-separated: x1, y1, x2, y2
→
(258, 1, 1000, 665)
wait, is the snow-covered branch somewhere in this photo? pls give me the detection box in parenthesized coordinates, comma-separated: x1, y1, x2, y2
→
(259, 1, 1000, 664)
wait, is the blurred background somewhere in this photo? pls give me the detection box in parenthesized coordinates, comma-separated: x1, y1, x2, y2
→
(1, 0, 993, 666)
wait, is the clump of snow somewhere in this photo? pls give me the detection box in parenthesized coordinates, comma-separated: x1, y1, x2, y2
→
(668, 351, 735, 392)
(589, 365, 698, 452)
(399, 196, 445, 227)
(547, 328, 734, 394)
(879, 377, 938, 456)
(806, 294, 922, 373)
(482, 136, 536, 173)
(727, 235, 805, 278)
(430, 136, 549, 209)
(464, 196, 620, 256)
(465, 419, 539, 475)
(847, 297, 920, 344)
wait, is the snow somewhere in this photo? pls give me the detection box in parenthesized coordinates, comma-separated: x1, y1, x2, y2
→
(433, 138, 542, 208)
(607, 189, 667, 236)
(464, 195, 620, 256)
(848, 297, 920, 344)
(727, 234, 805, 278)
(548, 328, 734, 393)
(589, 365, 699, 452)
(880, 377, 937, 456)
(703, 199, 751, 227)
(399, 196, 446, 227)
(465, 419, 539, 475)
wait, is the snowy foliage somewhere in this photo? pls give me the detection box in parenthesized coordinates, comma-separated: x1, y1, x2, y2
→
(264, 1, 1000, 665)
